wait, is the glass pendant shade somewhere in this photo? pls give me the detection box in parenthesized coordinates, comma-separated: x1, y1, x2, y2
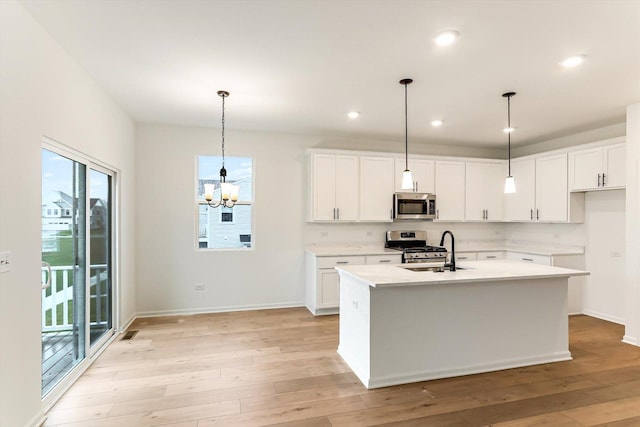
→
(204, 183, 215, 201)
(401, 170, 414, 190)
(504, 176, 516, 194)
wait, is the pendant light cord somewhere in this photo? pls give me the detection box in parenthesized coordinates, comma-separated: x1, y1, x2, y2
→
(404, 82, 408, 170)
(221, 93, 226, 169)
(507, 95, 511, 176)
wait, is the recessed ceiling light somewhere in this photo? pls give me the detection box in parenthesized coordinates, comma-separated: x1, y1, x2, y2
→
(435, 30, 459, 46)
(503, 127, 515, 133)
(431, 120, 443, 127)
(347, 111, 360, 119)
(561, 55, 585, 68)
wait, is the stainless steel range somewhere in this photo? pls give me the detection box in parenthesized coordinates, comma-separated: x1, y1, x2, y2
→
(385, 230, 448, 265)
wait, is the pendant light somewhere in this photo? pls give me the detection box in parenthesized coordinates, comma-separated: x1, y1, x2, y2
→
(502, 91, 517, 194)
(204, 90, 240, 208)
(400, 78, 414, 190)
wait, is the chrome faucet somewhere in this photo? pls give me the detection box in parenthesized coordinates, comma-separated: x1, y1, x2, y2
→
(439, 230, 456, 271)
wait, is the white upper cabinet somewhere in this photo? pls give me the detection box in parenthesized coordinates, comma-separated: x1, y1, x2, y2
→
(465, 161, 505, 221)
(535, 153, 568, 222)
(434, 160, 465, 221)
(568, 141, 625, 191)
(394, 158, 435, 193)
(504, 157, 536, 221)
(310, 153, 359, 221)
(360, 156, 394, 221)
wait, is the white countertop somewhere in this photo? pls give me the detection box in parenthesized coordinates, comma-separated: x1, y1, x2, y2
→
(336, 259, 589, 288)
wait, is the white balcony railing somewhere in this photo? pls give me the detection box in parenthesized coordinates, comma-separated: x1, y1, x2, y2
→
(41, 264, 109, 332)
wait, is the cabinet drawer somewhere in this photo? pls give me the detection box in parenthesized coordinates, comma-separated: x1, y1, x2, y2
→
(366, 254, 402, 265)
(455, 252, 477, 261)
(506, 252, 551, 265)
(477, 251, 505, 260)
(316, 256, 366, 269)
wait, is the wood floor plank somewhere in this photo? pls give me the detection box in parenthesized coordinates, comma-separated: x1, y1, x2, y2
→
(561, 395, 640, 426)
(44, 311, 640, 427)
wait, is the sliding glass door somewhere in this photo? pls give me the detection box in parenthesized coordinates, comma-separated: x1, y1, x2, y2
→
(41, 147, 115, 397)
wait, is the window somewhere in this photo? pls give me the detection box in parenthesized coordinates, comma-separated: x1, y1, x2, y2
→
(220, 207, 234, 223)
(197, 156, 252, 249)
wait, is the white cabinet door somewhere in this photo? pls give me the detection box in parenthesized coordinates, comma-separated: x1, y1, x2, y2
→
(335, 155, 359, 221)
(569, 147, 602, 191)
(318, 270, 339, 308)
(603, 143, 625, 188)
(312, 154, 338, 221)
(505, 157, 536, 221)
(413, 159, 435, 194)
(535, 153, 568, 222)
(465, 162, 505, 221)
(360, 156, 394, 221)
(394, 158, 435, 193)
(310, 154, 358, 221)
(434, 161, 465, 221)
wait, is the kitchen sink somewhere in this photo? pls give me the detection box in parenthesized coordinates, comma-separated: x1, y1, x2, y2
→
(399, 265, 468, 272)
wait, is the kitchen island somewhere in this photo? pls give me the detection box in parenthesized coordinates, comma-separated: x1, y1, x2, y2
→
(335, 259, 589, 389)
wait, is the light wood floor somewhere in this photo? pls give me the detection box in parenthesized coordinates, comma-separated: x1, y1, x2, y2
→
(44, 309, 640, 427)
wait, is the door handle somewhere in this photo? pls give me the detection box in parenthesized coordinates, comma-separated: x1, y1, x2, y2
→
(41, 261, 52, 290)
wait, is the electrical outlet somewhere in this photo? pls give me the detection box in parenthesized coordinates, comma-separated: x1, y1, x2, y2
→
(195, 283, 205, 291)
(0, 251, 11, 273)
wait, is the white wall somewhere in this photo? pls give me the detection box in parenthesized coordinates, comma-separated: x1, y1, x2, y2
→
(624, 103, 640, 345)
(0, 2, 136, 426)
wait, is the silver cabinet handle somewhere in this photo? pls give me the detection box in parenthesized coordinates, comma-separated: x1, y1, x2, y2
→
(482, 209, 485, 220)
(536, 209, 540, 220)
(415, 181, 418, 192)
(337, 207, 339, 220)
(598, 173, 601, 187)
(436, 209, 439, 220)
(390, 209, 393, 219)
(486, 255, 497, 259)
(333, 208, 336, 220)
(336, 261, 349, 264)
(602, 173, 606, 186)
(530, 208, 533, 220)
(486, 209, 489, 220)
(522, 257, 534, 262)
(379, 259, 391, 263)
(458, 256, 468, 260)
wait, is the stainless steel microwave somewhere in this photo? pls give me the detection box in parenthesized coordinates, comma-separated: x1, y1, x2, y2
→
(393, 192, 436, 220)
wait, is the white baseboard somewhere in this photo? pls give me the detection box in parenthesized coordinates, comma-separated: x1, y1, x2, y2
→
(622, 335, 639, 346)
(136, 301, 305, 318)
(119, 311, 136, 332)
(582, 308, 625, 325)
(25, 411, 45, 427)
(365, 352, 573, 390)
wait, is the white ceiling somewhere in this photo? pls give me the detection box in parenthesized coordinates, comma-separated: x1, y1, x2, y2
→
(19, 0, 640, 148)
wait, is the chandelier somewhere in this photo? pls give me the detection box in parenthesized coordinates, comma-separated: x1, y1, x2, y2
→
(204, 90, 239, 208)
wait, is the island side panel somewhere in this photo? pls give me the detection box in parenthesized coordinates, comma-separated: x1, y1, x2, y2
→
(337, 273, 372, 387)
(367, 277, 571, 389)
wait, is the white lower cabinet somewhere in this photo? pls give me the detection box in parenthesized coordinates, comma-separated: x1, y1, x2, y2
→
(507, 251, 584, 314)
(306, 252, 401, 315)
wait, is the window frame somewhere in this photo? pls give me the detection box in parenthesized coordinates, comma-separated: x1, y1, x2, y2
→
(195, 155, 254, 251)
